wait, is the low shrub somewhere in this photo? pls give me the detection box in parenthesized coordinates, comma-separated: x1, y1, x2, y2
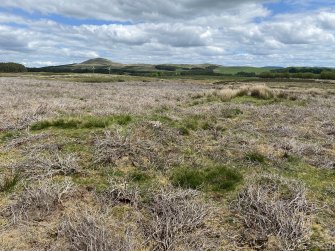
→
(143, 187, 215, 250)
(58, 208, 139, 251)
(234, 174, 312, 250)
(93, 130, 168, 169)
(8, 179, 73, 223)
(97, 180, 140, 208)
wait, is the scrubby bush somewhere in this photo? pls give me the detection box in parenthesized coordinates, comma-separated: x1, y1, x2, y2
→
(143, 187, 216, 250)
(93, 129, 177, 170)
(8, 179, 73, 223)
(15, 153, 80, 177)
(58, 208, 139, 251)
(234, 174, 312, 250)
(93, 130, 159, 168)
(97, 180, 140, 208)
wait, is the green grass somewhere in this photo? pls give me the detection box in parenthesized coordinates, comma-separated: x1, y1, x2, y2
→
(148, 114, 217, 135)
(30, 114, 133, 130)
(231, 95, 280, 105)
(128, 170, 153, 186)
(71, 76, 127, 83)
(220, 108, 243, 118)
(178, 126, 190, 135)
(171, 166, 242, 192)
(149, 114, 175, 125)
(177, 115, 217, 134)
(0, 131, 20, 142)
(72, 174, 109, 192)
(214, 66, 274, 75)
(171, 167, 203, 189)
(0, 173, 20, 193)
(245, 151, 266, 163)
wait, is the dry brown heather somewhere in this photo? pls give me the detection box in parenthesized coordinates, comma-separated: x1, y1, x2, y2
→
(0, 75, 334, 250)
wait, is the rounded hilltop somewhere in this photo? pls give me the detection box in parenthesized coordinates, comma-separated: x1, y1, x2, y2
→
(79, 58, 121, 66)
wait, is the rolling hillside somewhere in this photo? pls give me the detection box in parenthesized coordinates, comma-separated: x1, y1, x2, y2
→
(27, 58, 275, 76)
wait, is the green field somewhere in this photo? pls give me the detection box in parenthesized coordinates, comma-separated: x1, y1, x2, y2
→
(214, 66, 276, 74)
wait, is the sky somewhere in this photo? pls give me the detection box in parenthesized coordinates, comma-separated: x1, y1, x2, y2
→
(1, 0, 335, 67)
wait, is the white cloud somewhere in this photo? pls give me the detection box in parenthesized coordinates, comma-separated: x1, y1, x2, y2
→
(0, 1, 334, 66)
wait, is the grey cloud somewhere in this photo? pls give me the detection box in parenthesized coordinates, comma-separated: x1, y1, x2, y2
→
(1, 0, 270, 21)
(0, 27, 32, 52)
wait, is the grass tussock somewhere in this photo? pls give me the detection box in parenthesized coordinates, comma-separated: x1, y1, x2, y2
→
(213, 84, 276, 101)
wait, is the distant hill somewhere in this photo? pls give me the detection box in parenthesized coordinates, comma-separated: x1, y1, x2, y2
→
(16, 57, 335, 80)
(79, 58, 121, 66)
(27, 58, 276, 77)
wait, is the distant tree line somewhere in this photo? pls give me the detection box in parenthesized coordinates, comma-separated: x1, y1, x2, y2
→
(236, 72, 257, 77)
(0, 63, 27, 73)
(155, 65, 178, 71)
(271, 67, 332, 74)
(259, 69, 335, 80)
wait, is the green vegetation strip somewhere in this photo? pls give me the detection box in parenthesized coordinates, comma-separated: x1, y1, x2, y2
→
(30, 114, 133, 130)
(171, 166, 242, 192)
